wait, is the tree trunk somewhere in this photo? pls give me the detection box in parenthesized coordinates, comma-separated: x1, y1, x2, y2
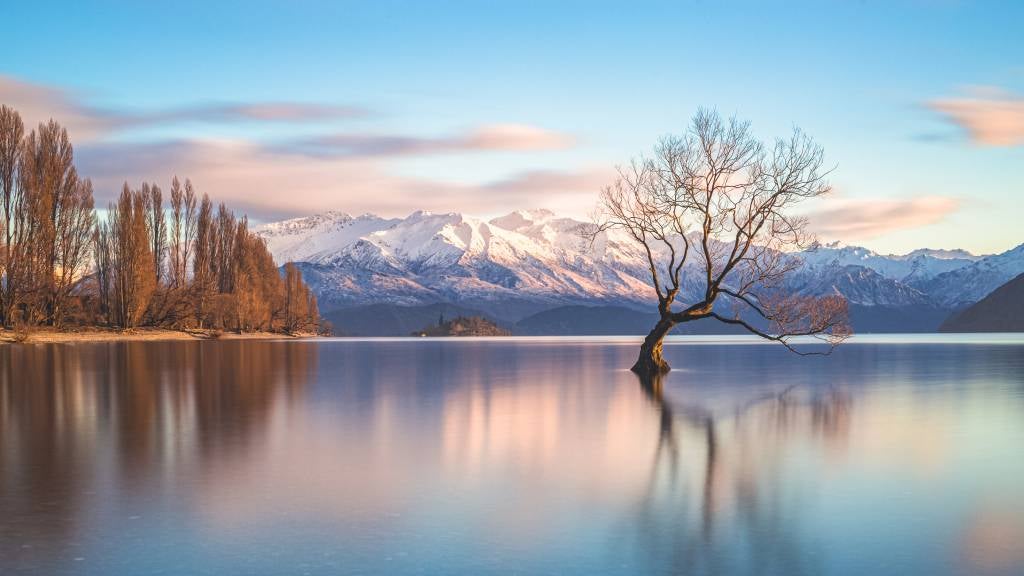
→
(632, 316, 675, 377)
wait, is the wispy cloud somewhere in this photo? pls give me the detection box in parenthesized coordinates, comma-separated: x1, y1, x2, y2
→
(0, 76, 123, 140)
(76, 139, 604, 220)
(808, 196, 960, 240)
(0, 75, 366, 141)
(927, 86, 1024, 146)
(287, 124, 573, 158)
(134, 102, 367, 125)
(481, 169, 610, 199)
(4, 74, 593, 220)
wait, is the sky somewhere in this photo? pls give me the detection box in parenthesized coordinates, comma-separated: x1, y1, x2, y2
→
(1, 0, 1022, 255)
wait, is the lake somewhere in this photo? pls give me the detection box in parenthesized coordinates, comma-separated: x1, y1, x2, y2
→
(2, 335, 1023, 575)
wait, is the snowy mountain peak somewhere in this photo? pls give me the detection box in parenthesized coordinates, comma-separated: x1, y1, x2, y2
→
(800, 241, 980, 283)
(490, 209, 557, 231)
(904, 248, 982, 261)
(258, 210, 354, 237)
(810, 242, 980, 262)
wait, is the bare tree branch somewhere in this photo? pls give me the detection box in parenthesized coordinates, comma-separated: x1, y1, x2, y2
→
(589, 108, 851, 375)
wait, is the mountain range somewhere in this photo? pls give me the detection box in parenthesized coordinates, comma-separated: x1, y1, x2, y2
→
(255, 210, 1024, 335)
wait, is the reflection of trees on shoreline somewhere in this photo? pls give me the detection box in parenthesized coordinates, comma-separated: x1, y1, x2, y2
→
(0, 345, 94, 575)
(101, 342, 314, 468)
(630, 373, 852, 575)
(0, 341, 316, 574)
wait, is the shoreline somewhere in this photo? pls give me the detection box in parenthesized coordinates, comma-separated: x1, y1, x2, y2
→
(0, 327, 316, 344)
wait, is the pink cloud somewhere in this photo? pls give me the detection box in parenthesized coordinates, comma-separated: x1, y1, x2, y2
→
(296, 124, 574, 158)
(140, 102, 367, 125)
(0, 75, 122, 140)
(464, 124, 574, 151)
(0, 74, 365, 142)
(77, 139, 605, 221)
(928, 86, 1024, 146)
(808, 196, 960, 240)
(481, 168, 611, 200)
(5, 73, 593, 221)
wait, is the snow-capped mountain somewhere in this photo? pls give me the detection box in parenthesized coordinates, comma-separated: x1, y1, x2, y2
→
(784, 264, 933, 307)
(914, 244, 1024, 308)
(256, 210, 1021, 320)
(258, 209, 657, 311)
(799, 242, 982, 284)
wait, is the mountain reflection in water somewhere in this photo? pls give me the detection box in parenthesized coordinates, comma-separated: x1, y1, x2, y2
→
(1, 337, 1023, 576)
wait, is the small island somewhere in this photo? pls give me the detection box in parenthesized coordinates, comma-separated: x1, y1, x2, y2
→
(412, 315, 510, 337)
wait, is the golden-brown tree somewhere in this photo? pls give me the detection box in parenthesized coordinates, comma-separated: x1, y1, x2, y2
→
(192, 194, 216, 327)
(143, 182, 167, 284)
(108, 185, 155, 328)
(18, 121, 75, 324)
(283, 262, 311, 334)
(52, 178, 95, 326)
(0, 105, 24, 327)
(93, 220, 114, 323)
(0, 115, 96, 327)
(168, 176, 198, 290)
(591, 109, 850, 377)
(306, 292, 319, 333)
(215, 203, 235, 294)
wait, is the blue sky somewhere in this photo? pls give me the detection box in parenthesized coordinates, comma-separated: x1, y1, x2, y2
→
(1, 0, 1021, 254)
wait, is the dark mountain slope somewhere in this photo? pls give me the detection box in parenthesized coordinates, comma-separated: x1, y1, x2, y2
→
(939, 273, 1024, 333)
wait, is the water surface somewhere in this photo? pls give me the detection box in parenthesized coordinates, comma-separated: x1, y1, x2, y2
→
(2, 335, 1023, 575)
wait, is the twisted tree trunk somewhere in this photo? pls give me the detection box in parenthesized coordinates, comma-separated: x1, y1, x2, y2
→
(632, 316, 676, 377)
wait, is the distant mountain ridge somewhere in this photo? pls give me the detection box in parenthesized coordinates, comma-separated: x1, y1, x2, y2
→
(257, 210, 1024, 333)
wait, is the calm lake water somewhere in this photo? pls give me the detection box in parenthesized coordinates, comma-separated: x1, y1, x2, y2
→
(2, 335, 1024, 575)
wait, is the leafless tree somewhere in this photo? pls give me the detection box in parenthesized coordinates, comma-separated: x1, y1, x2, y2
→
(283, 262, 319, 334)
(0, 105, 24, 327)
(143, 182, 167, 284)
(52, 178, 96, 326)
(11, 121, 76, 324)
(590, 109, 850, 376)
(169, 176, 198, 290)
(93, 220, 114, 323)
(192, 194, 216, 327)
(108, 184, 155, 328)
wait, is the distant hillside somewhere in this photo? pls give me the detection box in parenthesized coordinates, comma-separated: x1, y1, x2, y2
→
(513, 305, 751, 335)
(514, 305, 658, 335)
(324, 303, 493, 336)
(324, 301, 960, 337)
(940, 273, 1024, 332)
(413, 316, 510, 337)
(846, 304, 952, 333)
(514, 304, 949, 335)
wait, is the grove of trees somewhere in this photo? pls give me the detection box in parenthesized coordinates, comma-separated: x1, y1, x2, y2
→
(0, 104, 319, 334)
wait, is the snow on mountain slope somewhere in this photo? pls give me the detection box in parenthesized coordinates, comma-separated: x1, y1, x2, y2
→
(916, 243, 1024, 308)
(256, 209, 1002, 312)
(258, 210, 659, 308)
(258, 211, 401, 264)
(800, 242, 981, 283)
(785, 264, 932, 307)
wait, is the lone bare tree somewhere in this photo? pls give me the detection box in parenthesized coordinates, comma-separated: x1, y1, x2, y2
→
(591, 109, 850, 377)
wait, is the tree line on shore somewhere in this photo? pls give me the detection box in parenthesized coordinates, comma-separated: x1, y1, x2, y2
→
(0, 104, 320, 335)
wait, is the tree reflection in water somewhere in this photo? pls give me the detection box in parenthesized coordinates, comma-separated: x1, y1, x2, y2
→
(632, 372, 852, 575)
(0, 341, 316, 574)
